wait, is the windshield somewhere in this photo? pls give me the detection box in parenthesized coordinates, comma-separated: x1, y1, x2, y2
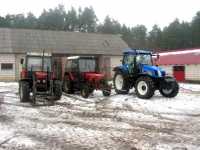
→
(27, 57, 52, 71)
(79, 59, 96, 72)
(136, 54, 152, 65)
(124, 55, 135, 65)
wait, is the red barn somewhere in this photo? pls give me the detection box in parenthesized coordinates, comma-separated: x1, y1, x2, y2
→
(157, 48, 200, 82)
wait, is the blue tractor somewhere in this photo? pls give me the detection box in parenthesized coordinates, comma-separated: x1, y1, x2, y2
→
(113, 49, 179, 99)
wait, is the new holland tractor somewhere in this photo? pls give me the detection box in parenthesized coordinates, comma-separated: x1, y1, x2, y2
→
(113, 49, 179, 99)
(19, 52, 62, 104)
(63, 56, 111, 98)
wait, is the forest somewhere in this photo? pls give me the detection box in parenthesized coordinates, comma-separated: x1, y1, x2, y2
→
(0, 4, 200, 51)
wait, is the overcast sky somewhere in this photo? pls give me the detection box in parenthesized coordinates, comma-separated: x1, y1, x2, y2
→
(1, 0, 200, 30)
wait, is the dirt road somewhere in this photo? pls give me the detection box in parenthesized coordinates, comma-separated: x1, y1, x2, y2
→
(0, 82, 200, 150)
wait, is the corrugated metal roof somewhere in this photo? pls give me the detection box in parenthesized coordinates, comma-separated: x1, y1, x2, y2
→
(157, 49, 200, 65)
(0, 28, 128, 55)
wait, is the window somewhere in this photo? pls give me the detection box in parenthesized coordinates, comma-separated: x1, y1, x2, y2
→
(123, 55, 135, 65)
(1, 63, 13, 70)
(136, 55, 152, 65)
(79, 59, 96, 72)
(27, 57, 51, 71)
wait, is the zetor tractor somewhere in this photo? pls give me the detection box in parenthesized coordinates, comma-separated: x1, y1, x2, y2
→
(113, 49, 179, 99)
(19, 52, 62, 104)
(63, 56, 111, 98)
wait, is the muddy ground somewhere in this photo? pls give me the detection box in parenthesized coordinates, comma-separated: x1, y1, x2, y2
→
(0, 82, 200, 150)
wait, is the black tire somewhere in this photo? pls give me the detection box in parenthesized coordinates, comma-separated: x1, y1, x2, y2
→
(113, 72, 129, 94)
(135, 76, 155, 99)
(63, 75, 74, 94)
(19, 81, 30, 102)
(81, 84, 91, 98)
(159, 77, 179, 98)
(54, 80, 62, 100)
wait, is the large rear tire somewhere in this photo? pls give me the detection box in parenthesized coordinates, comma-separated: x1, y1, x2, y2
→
(113, 72, 129, 94)
(135, 76, 155, 99)
(54, 80, 62, 100)
(19, 81, 30, 102)
(159, 77, 179, 98)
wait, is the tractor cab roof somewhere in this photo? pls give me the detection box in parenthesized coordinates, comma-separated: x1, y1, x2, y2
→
(67, 56, 96, 60)
(123, 48, 153, 55)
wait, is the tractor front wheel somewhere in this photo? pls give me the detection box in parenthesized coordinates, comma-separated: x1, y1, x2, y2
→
(63, 75, 74, 94)
(159, 77, 179, 98)
(81, 84, 91, 98)
(19, 81, 30, 102)
(113, 72, 129, 94)
(135, 77, 155, 99)
(54, 80, 62, 100)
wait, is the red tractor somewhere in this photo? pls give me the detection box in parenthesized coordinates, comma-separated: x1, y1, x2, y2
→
(19, 52, 62, 104)
(63, 56, 111, 98)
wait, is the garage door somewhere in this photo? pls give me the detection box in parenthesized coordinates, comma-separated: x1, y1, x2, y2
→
(173, 66, 185, 81)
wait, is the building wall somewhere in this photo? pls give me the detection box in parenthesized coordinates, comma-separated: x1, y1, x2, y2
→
(185, 64, 200, 81)
(160, 64, 200, 82)
(110, 56, 122, 78)
(0, 54, 121, 82)
(15, 54, 25, 81)
(0, 54, 16, 81)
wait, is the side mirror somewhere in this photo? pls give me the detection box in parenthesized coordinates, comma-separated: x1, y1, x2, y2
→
(20, 58, 24, 64)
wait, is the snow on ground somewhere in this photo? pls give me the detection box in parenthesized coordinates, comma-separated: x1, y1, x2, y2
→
(0, 82, 200, 150)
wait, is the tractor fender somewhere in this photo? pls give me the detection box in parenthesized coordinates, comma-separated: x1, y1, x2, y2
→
(136, 74, 155, 81)
(64, 72, 74, 81)
(19, 79, 30, 83)
(113, 66, 128, 76)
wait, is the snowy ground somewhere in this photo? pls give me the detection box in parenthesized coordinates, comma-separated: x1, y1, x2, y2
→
(0, 82, 200, 150)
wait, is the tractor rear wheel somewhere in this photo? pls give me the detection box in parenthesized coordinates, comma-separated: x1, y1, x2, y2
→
(135, 76, 155, 99)
(54, 80, 62, 100)
(63, 75, 74, 94)
(159, 77, 179, 98)
(113, 72, 129, 94)
(19, 81, 30, 102)
(81, 84, 90, 98)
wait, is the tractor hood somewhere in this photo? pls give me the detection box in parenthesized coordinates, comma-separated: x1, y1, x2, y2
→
(83, 72, 105, 82)
(141, 64, 166, 77)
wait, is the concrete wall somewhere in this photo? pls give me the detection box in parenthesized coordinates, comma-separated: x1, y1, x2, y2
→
(0, 54, 16, 81)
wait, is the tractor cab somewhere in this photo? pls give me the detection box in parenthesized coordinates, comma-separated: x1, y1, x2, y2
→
(63, 56, 111, 98)
(21, 52, 53, 81)
(19, 52, 62, 104)
(122, 49, 165, 78)
(113, 48, 179, 99)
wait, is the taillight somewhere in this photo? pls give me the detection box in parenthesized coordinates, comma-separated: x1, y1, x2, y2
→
(21, 69, 27, 79)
